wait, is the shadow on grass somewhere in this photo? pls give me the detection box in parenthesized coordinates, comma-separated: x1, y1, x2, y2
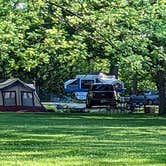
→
(0, 112, 165, 165)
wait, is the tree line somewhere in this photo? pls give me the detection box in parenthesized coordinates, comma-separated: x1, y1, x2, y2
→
(0, 0, 165, 114)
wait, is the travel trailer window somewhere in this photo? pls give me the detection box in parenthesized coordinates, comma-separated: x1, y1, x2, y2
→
(21, 92, 34, 106)
(67, 80, 78, 88)
(3, 91, 16, 106)
(81, 80, 94, 89)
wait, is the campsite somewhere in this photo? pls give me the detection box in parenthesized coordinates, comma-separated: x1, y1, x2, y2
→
(0, 77, 165, 165)
(0, 1, 166, 166)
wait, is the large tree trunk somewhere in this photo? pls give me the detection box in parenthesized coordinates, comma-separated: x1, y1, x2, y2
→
(110, 64, 119, 79)
(158, 69, 166, 115)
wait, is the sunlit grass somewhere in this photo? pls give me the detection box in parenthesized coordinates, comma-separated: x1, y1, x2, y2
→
(0, 112, 165, 166)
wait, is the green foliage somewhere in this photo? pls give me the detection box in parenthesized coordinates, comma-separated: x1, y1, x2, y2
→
(0, 0, 49, 77)
(0, 0, 165, 95)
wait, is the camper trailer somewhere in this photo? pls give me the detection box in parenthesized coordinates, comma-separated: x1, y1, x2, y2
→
(64, 72, 124, 100)
(0, 78, 45, 112)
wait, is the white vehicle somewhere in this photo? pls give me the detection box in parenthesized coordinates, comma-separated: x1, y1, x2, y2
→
(64, 72, 124, 100)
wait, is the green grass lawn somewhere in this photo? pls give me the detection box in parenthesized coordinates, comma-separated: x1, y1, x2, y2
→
(0, 112, 165, 166)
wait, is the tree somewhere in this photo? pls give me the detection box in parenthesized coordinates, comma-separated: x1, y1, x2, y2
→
(81, 0, 166, 114)
(0, 0, 49, 80)
(0, 0, 165, 113)
(66, 0, 166, 113)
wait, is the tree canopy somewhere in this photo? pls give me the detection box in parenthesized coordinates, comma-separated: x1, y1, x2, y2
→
(0, 0, 165, 113)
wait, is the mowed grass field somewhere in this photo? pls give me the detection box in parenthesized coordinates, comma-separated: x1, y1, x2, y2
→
(0, 112, 165, 166)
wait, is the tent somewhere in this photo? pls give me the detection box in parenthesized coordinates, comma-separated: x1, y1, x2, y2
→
(0, 78, 45, 112)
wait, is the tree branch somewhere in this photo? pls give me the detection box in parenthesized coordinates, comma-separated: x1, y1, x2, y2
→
(46, 0, 123, 54)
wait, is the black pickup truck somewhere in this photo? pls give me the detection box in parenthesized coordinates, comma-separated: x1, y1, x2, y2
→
(86, 83, 117, 108)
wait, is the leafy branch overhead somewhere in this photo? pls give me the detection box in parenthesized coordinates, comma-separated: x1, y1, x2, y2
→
(0, 0, 165, 107)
